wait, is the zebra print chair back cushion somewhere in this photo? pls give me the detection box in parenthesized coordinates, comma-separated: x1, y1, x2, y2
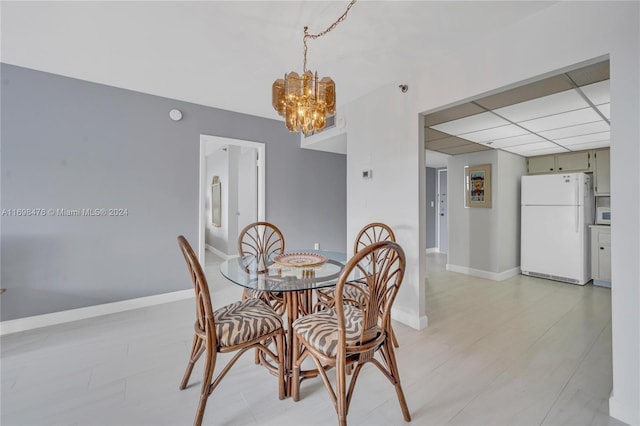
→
(294, 240, 404, 358)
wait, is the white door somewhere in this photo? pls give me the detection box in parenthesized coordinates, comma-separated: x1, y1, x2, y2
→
(437, 169, 448, 254)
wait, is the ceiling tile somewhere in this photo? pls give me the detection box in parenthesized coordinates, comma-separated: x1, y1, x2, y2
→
(579, 80, 610, 105)
(493, 88, 589, 122)
(425, 136, 472, 150)
(553, 131, 610, 147)
(509, 146, 570, 156)
(425, 127, 452, 142)
(430, 111, 510, 136)
(475, 74, 573, 110)
(503, 141, 568, 155)
(487, 133, 546, 148)
(538, 120, 610, 140)
(425, 103, 486, 126)
(565, 140, 610, 151)
(518, 107, 602, 133)
(596, 103, 610, 119)
(439, 143, 493, 155)
(567, 60, 610, 86)
(458, 124, 529, 143)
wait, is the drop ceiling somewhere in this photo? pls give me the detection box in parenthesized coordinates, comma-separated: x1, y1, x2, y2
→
(425, 60, 610, 158)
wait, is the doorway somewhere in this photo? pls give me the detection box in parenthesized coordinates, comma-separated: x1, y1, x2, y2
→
(437, 169, 448, 254)
(198, 135, 265, 262)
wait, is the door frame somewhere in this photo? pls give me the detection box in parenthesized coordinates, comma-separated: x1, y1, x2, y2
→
(199, 134, 265, 262)
(436, 168, 448, 253)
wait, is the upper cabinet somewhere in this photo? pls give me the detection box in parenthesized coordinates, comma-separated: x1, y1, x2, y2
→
(527, 155, 556, 174)
(594, 149, 610, 195)
(527, 150, 592, 174)
(526, 148, 610, 196)
(556, 151, 591, 172)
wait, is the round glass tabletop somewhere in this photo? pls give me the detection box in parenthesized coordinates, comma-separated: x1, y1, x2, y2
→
(220, 250, 346, 293)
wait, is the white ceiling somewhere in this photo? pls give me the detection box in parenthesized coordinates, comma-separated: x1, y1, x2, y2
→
(428, 78, 610, 158)
(0, 1, 555, 122)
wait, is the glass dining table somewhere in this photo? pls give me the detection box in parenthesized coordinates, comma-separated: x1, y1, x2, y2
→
(219, 250, 347, 396)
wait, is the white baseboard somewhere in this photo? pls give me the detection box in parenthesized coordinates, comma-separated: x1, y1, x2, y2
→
(609, 395, 639, 425)
(425, 247, 438, 254)
(205, 244, 236, 260)
(0, 289, 194, 336)
(391, 306, 428, 330)
(446, 264, 521, 281)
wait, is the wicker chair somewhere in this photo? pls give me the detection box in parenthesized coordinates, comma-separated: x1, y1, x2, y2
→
(177, 236, 285, 426)
(292, 240, 411, 426)
(317, 222, 400, 347)
(237, 221, 286, 314)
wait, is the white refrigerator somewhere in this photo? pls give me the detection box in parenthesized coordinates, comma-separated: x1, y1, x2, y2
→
(520, 173, 594, 285)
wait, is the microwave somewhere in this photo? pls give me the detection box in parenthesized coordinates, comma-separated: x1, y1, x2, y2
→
(596, 207, 611, 225)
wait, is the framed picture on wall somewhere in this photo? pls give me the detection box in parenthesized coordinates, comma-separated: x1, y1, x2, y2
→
(465, 164, 492, 208)
(211, 176, 221, 227)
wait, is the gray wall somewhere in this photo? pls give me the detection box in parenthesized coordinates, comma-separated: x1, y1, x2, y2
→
(447, 150, 526, 274)
(425, 167, 437, 249)
(0, 63, 346, 320)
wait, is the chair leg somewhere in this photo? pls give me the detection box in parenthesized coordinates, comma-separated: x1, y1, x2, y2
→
(193, 347, 216, 426)
(292, 332, 301, 401)
(180, 335, 205, 390)
(391, 325, 400, 348)
(382, 341, 411, 422)
(275, 332, 285, 400)
(336, 357, 348, 426)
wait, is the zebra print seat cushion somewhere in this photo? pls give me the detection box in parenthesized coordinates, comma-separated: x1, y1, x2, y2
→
(317, 281, 368, 306)
(293, 305, 370, 358)
(214, 298, 283, 347)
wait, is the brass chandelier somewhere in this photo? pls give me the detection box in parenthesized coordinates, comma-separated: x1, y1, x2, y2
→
(272, 0, 357, 135)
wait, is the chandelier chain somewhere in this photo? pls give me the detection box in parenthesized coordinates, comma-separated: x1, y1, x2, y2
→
(303, 0, 357, 72)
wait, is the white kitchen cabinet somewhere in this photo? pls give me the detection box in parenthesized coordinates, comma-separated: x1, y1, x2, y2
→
(594, 149, 610, 195)
(590, 225, 611, 287)
(556, 151, 591, 172)
(527, 150, 592, 175)
(527, 155, 556, 174)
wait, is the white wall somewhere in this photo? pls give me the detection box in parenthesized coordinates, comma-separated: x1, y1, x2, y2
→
(344, 83, 428, 330)
(237, 148, 258, 236)
(205, 150, 229, 254)
(446, 150, 525, 279)
(343, 2, 639, 424)
(496, 150, 528, 272)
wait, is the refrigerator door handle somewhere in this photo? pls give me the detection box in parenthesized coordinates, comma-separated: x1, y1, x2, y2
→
(575, 178, 580, 233)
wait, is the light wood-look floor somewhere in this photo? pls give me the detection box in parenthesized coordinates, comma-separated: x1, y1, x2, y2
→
(1, 252, 626, 426)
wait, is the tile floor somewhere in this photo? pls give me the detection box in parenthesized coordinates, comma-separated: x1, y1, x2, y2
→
(0, 252, 627, 426)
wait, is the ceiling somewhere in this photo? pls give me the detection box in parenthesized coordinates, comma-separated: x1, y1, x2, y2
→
(2, 2, 608, 163)
(1, 1, 555, 121)
(425, 60, 610, 159)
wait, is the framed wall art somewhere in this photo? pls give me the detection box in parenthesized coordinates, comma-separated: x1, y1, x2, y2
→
(465, 164, 492, 208)
(211, 176, 221, 227)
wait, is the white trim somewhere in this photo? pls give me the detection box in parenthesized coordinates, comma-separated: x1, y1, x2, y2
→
(199, 135, 266, 264)
(426, 247, 438, 254)
(446, 264, 521, 281)
(205, 244, 235, 260)
(609, 395, 640, 426)
(391, 306, 428, 330)
(0, 290, 193, 336)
